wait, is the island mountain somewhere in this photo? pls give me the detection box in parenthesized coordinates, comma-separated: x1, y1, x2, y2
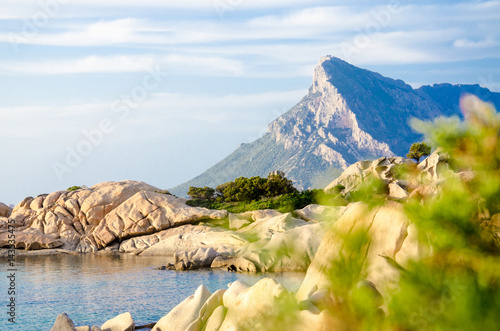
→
(170, 56, 500, 195)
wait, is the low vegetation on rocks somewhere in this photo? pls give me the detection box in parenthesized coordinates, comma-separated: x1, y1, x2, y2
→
(186, 173, 347, 213)
(66, 186, 82, 192)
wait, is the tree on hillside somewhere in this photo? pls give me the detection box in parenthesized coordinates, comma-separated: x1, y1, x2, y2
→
(406, 142, 431, 163)
(214, 173, 297, 203)
(265, 173, 297, 197)
(187, 186, 215, 200)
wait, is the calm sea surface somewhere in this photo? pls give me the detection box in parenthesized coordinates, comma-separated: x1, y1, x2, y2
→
(0, 254, 304, 331)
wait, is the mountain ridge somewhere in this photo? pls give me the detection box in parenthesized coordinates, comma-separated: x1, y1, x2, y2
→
(170, 56, 500, 196)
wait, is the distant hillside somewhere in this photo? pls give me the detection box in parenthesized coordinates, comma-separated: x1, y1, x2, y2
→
(170, 56, 500, 196)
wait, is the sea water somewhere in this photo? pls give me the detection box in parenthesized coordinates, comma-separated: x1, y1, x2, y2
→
(0, 254, 304, 331)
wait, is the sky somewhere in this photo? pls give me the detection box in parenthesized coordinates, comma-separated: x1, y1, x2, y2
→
(1, 0, 500, 205)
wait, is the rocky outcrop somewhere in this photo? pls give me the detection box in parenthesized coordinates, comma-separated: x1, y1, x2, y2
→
(152, 285, 212, 331)
(0, 202, 12, 217)
(0, 231, 64, 250)
(219, 278, 292, 330)
(90, 191, 227, 249)
(133, 225, 248, 258)
(48, 199, 430, 331)
(324, 151, 451, 202)
(100, 312, 134, 331)
(174, 247, 219, 270)
(324, 156, 411, 194)
(216, 222, 329, 272)
(295, 204, 346, 223)
(1, 181, 228, 252)
(296, 201, 421, 301)
(238, 212, 307, 240)
(50, 313, 76, 331)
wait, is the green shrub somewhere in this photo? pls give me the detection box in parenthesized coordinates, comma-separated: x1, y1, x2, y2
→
(407, 142, 432, 163)
(300, 95, 500, 330)
(67, 186, 82, 192)
(187, 186, 215, 200)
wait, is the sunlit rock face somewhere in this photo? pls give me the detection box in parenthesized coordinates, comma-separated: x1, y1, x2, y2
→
(171, 56, 500, 195)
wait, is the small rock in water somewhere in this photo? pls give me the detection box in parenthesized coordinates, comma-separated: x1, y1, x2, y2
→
(101, 312, 135, 331)
(50, 313, 76, 331)
(155, 263, 175, 270)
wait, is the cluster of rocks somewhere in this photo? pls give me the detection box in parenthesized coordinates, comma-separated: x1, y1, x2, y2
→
(49, 199, 423, 331)
(8, 151, 500, 330)
(59, 197, 497, 331)
(324, 150, 456, 201)
(50, 311, 139, 331)
(0, 180, 347, 273)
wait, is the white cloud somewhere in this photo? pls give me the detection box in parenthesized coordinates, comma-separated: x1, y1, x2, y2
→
(0, 89, 306, 141)
(454, 38, 498, 48)
(0, 54, 244, 76)
(0, 55, 155, 74)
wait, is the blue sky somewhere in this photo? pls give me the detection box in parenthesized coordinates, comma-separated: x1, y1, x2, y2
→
(1, 0, 499, 204)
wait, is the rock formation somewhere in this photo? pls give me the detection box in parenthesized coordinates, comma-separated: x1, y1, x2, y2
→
(0, 181, 230, 254)
(0, 179, 342, 274)
(0, 202, 12, 217)
(324, 150, 452, 202)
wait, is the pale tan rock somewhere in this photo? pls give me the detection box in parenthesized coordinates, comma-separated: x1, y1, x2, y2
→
(0, 217, 7, 230)
(296, 201, 418, 301)
(80, 180, 159, 228)
(75, 327, 90, 331)
(29, 197, 44, 211)
(252, 209, 282, 221)
(100, 312, 134, 331)
(203, 305, 227, 331)
(0, 231, 63, 250)
(0, 202, 12, 217)
(238, 213, 307, 239)
(222, 281, 250, 308)
(92, 191, 227, 249)
(230, 223, 327, 272)
(152, 285, 211, 331)
(292, 309, 334, 331)
(186, 289, 225, 331)
(64, 199, 80, 217)
(137, 225, 247, 257)
(388, 182, 409, 200)
(50, 313, 76, 331)
(43, 191, 64, 209)
(324, 157, 412, 194)
(295, 204, 346, 222)
(219, 278, 292, 330)
(416, 149, 449, 184)
(228, 213, 251, 230)
(174, 247, 218, 270)
(12, 196, 34, 213)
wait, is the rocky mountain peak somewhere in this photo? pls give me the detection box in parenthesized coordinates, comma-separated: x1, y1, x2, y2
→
(170, 57, 500, 196)
(267, 56, 394, 172)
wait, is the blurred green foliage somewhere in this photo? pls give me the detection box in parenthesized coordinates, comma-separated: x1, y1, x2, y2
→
(387, 95, 500, 330)
(66, 186, 82, 192)
(316, 95, 500, 330)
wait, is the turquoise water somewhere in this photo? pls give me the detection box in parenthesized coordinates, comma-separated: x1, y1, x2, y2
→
(0, 254, 304, 331)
